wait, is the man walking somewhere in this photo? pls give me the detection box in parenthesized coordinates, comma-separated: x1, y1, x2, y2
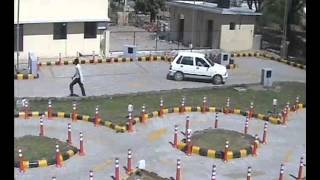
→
(69, 58, 86, 96)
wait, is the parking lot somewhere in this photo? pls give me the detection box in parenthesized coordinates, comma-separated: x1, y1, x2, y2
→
(14, 57, 306, 97)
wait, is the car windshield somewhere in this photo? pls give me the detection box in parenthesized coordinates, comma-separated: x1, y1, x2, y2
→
(204, 55, 214, 66)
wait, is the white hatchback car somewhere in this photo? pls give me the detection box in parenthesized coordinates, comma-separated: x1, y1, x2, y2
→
(167, 52, 228, 84)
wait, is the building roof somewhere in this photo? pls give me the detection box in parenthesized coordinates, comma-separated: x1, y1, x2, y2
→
(167, 1, 262, 16)
(14, 0, 110, 24)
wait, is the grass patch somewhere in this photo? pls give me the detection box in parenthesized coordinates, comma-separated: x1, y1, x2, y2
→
(15, 82, 305, 126)
(127, 169, 169, 180)
(191, 129, 255, 152)
(14, 135, 77, 163)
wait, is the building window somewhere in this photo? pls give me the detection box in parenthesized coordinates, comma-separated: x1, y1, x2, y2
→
(229, 22, 235, 30)
(84, 22, 97, 38)
(53, 23, 67, 40)
(14, 24, 23, 51)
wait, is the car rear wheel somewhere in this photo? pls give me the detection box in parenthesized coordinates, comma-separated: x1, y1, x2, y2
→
(174, 72, 184, 81)
(212, 75, 222, 85)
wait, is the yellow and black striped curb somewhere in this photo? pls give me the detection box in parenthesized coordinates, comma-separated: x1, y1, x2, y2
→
(14, 103, 305, 133)
(230, 51, 306, 70)
(176, 142, 255, 160)
(14, 148, 77, 169)
(14, 74, 39, 80)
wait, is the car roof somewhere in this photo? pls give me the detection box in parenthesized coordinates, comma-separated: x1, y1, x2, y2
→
(177, 52, 206, 58)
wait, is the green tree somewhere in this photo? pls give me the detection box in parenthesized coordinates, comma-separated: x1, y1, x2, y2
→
(134, 0, 166, 22)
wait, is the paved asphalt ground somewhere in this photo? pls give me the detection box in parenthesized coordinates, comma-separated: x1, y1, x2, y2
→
(14, 109, 306, 180)
(14, 57, 306, 97)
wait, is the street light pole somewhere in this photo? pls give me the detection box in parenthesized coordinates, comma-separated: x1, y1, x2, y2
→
(281, 0, 289, 58)
(16, 0, 20, 71)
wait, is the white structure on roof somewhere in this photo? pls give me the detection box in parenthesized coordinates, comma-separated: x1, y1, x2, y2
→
(14, 0, 110, 61)
(167, 0, 262, 51)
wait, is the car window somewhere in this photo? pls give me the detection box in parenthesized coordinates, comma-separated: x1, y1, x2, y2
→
(176, 56, 183, 64)
(180, 56, 194, 66)
(195, 57, 209, 67)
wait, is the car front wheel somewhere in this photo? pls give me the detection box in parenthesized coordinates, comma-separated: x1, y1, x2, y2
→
(174, 72, 184, 81)
(212, 75, 223, 85)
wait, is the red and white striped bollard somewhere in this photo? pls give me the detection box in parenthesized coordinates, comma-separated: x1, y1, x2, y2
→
(18, 149, 25, 173)
(224, 140, 229, 162)
(94, 106, 101, 127)
(39, 116, 44, 136)
(247, 166, 252, 180)
(244, 116, 249, 134)
(279, 163, 284, 180)
(67, 123, 72, 145)
(186, 129, 192, 156)
(176, 159, 181, 180)
(79, 132, 85, 156)
(249, 102, 254, 120)
(202, 96, 207, 113)
(141, 105, 147, 124)
(115, 158, 120, 180)
(252, 134, 259, 156)
(89, 170, 94, 180)
(179, 97, 185, 113)
(185, 116, 190, 137)
(211, 164, 216, 180)
(159, 98, 164, 117)
(128, 112, 134, 133)
(72, 102, 77, 122)
(262, 121, 268, 144)
(297, 156, 305, 180)
(55, 144, 63, 168)
(48, 99, 52, 120)
(214, 112, 218, 128)
(127, 149, 132, 174)
(173, 125, 178, 148)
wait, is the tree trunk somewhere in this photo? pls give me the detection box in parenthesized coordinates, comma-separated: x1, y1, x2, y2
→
(150, 12, 156, 23)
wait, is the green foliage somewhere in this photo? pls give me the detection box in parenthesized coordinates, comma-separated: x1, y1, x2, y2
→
(134, 0, 166, 22)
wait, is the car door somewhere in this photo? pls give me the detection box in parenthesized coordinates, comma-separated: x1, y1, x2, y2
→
(179, 56, 195, 78)
(194, 57, 211, 79)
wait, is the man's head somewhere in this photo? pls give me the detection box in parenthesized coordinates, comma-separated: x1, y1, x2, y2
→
(73, 58, 79, 65)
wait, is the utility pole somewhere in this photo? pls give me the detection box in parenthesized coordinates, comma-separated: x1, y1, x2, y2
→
(280, 0, 290, 58)
(16, 0, 20, 71)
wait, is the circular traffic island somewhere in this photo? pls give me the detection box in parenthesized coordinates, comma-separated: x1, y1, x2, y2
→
(181, 128, 256, 159)
(14, 135, 78, 168)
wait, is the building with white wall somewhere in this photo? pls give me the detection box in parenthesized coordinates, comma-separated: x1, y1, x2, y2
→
(167, 0, 261, 51)
(14, 0, 110, 62)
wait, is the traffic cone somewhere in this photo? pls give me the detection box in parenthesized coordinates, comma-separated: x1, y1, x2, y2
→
(185, 116, 190, 137)
(186, 129, 192, 156)
(94, 106, 101, 127)
(179, 97, 186, 113)
(223, 140, 229, 162)
(252, 134, 259, 156)
(128, 112, 134, 133)
(18, 149, 26, 173)
(127, 149, 133, 174)
(173, 125, 178, 148)
(262, 121, 268, 144)
(159, 98, 164, 117)
(247, 166, 252, 180)
(279, 163, 285, 180)
(72, 102, 77, 122)
(249, 102, 254, 120)
(214, 112, 218, 128)
(55, 144, 63, 168)
(79, 132, 85, 156)
(297, 156, 305, 180)
(141, 105, 147, 124)
(89, 170, 94, 180)
(211, 164, 216, 180)
(176, 159, 181, 180)
(67, 123, 72, 145)
(224, 97, 230, 114)
(115, 158, 120, 180)
(202, 96, 208, 113)
(48, 99, 53, 120)
(244, 116, 249, 134)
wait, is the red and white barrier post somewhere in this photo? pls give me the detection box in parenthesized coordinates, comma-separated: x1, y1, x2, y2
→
(173, 125, 178, 148)
(94, 106, 101, 127)
(273, 99, 277, 117)
(179, 97, 186, 113)
(202, 96, 207, 113)
(279, 163, 284, 180)
(127, 149, 133, 174)
(48, 99, 53, 120)
(186, 129, 192, 156)
(294, 96, 300, 111)
(211, 164, 216, 180)
(24, 100, 29, 119)
(72, 102, 77, 122)
(159, 98, 164, 117)
(185, 116, 190, 137)
(214, 112, 218, 128)
(223, 140, 229, 162)
(55, 144, 63, 168)
(39, 116, 44, 136)
(262, 121, 268, 144)
(247, 166, 252, 180)
(92, 51, 96, 63)
(128, 112, 134, 133)
(67, 123, 72, 145)
(224, 97, 230, 114)
(58, 52, 62, 65)
(89, 170, 94, 180)
(286, 102, 290, 112)
(141, 104, 147, 124)
(252, 134, 259, 156)
(244, 116, 249, 134)
(176, 159, 181, 180)
(79, 132, 85, 156)
(282, 107, 288, 125)
(297, 156, 305, 180)
(18, 149, 25, 173)
(249, 102, 254, 120)
(115, 158, 120, 180)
